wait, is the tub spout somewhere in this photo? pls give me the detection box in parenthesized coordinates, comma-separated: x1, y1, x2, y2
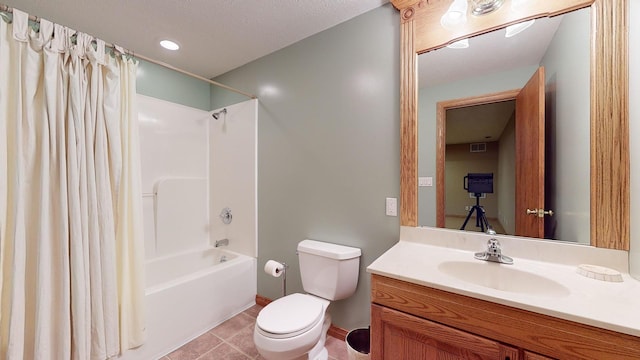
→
(215, 238, 229, 247)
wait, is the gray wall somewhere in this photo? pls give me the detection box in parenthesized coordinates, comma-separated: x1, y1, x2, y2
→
(212, 4, 400, 330)
(137, 59, 212, 111)
(497, 116, 516, 234)
(539, 9, 590, 243)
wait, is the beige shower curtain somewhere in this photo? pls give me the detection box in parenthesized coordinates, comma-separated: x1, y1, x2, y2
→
(0, 9, 145, 360)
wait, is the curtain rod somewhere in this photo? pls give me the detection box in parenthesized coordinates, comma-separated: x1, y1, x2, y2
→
(0, 3, 257, 100)
(134, 53, 257, 99)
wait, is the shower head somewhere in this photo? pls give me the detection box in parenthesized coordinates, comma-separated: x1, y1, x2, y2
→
(212, 108, 227, 120)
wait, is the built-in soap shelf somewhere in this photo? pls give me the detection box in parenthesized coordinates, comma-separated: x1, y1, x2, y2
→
(577, 264, 623, 282)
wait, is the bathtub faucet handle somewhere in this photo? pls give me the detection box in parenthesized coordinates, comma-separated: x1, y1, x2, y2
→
(219, 207, 233, 224)
(215, 238, 229, 247)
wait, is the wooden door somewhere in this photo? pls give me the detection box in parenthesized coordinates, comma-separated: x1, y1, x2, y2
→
(515, 67, 546, 238)
(371, 304, 520, 360)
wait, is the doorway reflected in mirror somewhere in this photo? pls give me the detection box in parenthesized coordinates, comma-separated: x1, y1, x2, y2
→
(418, 7, 591, 243)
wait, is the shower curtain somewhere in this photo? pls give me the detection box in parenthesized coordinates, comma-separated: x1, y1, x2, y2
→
(0, 9, 145, 360)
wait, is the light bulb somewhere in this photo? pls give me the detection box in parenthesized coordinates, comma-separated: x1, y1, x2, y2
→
(505, 19, 535, 38)
(441, 0, 468, 28)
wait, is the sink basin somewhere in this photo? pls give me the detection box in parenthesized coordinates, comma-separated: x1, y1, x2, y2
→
(437, 261, 570, 297)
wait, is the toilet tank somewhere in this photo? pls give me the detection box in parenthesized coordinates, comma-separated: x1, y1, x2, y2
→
(297, 240, 361, 301)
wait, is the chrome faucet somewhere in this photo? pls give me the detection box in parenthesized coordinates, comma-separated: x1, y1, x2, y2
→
(474, 232, 513, 265)
(215, 238, 229, 247)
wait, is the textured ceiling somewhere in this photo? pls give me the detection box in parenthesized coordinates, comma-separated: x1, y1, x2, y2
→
(3, 0, 388, 79)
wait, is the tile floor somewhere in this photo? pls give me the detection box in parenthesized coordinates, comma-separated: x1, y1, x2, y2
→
(160, 304, 349, 360)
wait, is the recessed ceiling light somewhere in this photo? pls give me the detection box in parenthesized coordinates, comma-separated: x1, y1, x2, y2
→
(160, 40, 180, 51)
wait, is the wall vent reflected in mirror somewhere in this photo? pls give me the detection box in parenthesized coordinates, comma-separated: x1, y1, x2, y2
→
(470, 143, 487, 152)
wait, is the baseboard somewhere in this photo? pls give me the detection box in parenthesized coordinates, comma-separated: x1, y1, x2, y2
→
(327, 324, 348, 340)
(255, 294, 271, 307)
(254, 295, 348, 340)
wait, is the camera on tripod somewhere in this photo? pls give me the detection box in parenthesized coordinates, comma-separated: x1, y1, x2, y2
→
(463, 173, 493, 196)
(460, 173, 493, 232)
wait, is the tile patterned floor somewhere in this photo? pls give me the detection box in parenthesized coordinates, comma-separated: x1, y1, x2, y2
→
(160, 304, 349, 360)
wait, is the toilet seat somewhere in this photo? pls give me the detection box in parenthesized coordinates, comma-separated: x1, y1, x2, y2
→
(256, 293, 325, 339)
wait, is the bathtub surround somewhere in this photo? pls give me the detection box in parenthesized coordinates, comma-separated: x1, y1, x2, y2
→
(212, 4, 401, 331)
(155, 178, 209, 255)
(0, 8, 144, 359)
(137, 95, 210, 258)
(130, 95, 258, 358)
(210, 100, 258, 258)
(138, 96, 257, 258)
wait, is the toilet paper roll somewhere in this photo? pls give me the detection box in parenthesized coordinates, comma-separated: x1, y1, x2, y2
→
(264, 260, 284, 277)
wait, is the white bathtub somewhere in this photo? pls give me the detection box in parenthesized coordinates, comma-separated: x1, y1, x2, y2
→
(119, 247, 257, 360)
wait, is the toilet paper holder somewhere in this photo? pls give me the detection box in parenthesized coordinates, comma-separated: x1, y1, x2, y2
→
(279, 262, 289, 297)
(265, 260, 290, 298)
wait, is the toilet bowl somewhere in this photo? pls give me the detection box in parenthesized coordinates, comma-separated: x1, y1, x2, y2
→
(254, 240, 361, 360)
(254, 293, 330, 360)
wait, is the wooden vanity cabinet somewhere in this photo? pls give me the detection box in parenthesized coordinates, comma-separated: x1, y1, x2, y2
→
(372, 304, 519, 359)
(370, 274, 640, 360)
(522, 351, 554, 360)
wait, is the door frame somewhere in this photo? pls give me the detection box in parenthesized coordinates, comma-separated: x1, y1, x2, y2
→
(436, 89, 520, 228)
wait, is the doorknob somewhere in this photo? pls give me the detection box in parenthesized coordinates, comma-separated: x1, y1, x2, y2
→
(526, 208, 554, 217)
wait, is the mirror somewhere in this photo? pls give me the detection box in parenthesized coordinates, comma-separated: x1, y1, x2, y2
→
(417, 9, 591, 243)
(391, 0, 629, 250)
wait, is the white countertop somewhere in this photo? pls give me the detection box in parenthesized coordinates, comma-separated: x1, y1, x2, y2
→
(367, 227, 640, 337)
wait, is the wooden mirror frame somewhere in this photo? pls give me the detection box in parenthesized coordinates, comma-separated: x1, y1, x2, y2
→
(392, 0, 629, 250)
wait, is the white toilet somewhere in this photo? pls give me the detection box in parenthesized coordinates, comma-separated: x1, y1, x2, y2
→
(254, 239, 361, 360)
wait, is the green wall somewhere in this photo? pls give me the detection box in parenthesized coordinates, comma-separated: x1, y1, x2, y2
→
(213, 4, 401, 330)
(136, 59, 211, 111)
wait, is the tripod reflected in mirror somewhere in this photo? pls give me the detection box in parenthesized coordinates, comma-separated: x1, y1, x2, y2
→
(460, 173, 493, 233)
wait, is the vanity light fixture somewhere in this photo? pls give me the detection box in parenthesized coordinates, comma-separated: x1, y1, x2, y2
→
(160, 39, 180, 51)
(470, 0, 504, 16)
(510, 0, 528, 12)
(441, 0, 468, 28)
(446, 38, 470, 49)
(442, 0, 508, 29)
(505, 19, 535, 38)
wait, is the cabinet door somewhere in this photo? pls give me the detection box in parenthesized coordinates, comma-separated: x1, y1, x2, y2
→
(523, 351, 555, 360)
(371, 304, 519, 360)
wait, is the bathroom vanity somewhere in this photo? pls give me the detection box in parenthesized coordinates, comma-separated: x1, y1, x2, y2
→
(367, 227, 640, 360)
(377, 0, 636, 357)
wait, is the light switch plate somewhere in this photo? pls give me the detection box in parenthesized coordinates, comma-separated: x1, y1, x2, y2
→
(385, 197, 397, 216)
(419, 177, 433, 187)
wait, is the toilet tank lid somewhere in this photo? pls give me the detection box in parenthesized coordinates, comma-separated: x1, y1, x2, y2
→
(297, 240, 361, 260)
